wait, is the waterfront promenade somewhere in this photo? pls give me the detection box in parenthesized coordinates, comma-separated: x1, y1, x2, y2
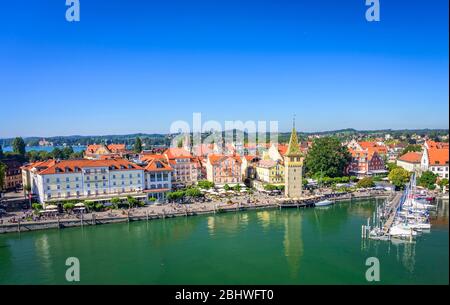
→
(0, 189, 392, 234)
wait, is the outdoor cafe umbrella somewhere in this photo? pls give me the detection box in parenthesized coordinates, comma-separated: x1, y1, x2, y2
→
(74, 203, 85, 207)
(45, 205, 58, 210)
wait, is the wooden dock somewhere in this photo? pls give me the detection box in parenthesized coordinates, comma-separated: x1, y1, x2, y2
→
(382, 193, 403, 234)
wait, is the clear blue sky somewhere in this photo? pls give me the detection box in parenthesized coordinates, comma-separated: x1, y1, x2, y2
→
(0, 0, 448, 137)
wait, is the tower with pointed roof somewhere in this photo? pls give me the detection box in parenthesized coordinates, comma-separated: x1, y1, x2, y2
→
(284, 116, 303, 198)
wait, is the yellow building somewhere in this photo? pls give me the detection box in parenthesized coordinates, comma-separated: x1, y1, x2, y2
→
(255, 159, 285, 184)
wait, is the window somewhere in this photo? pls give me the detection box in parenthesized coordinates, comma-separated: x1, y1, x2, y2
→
(66, 177, 69, 182)
(56, 178, 60, 183)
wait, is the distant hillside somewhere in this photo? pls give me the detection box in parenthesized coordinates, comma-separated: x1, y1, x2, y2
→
(1, 128, 448, 147)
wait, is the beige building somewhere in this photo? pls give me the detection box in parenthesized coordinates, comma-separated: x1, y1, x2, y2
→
(396, 152, 422, 172)
(284, 124, 303, 198)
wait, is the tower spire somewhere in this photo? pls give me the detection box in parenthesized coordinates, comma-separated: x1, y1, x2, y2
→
(286, 115, 301, 157)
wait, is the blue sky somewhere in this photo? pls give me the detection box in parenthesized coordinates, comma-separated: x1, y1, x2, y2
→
(0, 0, 448, 137)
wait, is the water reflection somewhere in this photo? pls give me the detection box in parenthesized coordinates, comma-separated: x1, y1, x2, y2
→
(34, 234, 53, 274)
(256, 211, 271, 230)
(283, 211, 303, 279)
(207, 212, 250, 237)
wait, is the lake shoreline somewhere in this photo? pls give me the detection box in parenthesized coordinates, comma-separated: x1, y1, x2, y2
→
(0, 193, 391, 234)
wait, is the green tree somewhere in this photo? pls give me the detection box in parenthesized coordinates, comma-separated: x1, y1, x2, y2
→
(12, 137, 26, 156)
(223, 184, 231, 191)
(185, 187, 202, 197)
(167, 190, 185, 202)
(197, 180, 215, 189)
(388, 167, 410, 190)
(438, 178, 449, 192)
(127, 195, 139, 208)
(401, 144, 422, 156)
(386, 162, 399, 173)
(305, 137, 352, 178)
(62, 146, 74, 159)
(418, 171, 438, 190)
(134, 137, 143, 153)
(0, 144, 3, 159)
(111, 197, 121, 209)
(357, 177, 375, 188)
(63, 203, 75, 211)
(0, 162, 6, 192)
(52, 147, 64, 159)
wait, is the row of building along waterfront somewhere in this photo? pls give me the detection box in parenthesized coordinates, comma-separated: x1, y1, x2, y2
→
(12, 134, 449, 205)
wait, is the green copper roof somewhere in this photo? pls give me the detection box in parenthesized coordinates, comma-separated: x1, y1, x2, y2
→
(286, 126, 301, 156)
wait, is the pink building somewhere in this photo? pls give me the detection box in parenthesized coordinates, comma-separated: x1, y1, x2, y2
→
(206, 154, 242, 185)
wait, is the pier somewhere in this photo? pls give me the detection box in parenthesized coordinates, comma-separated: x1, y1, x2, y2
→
(382, 193, 403, 234)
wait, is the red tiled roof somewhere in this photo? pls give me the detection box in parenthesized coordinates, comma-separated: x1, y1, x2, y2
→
(398, 152, 422, 163)
(208, 154, 242, 165)
(144, 158, 173, 172)
(257, 159, 279, 168)
(85, 144, 127, 154)
(359, 141, 387, 154)
(428, 148, 449, 166)
(38, 159, 143, 175)
(164, 147, 192, 159)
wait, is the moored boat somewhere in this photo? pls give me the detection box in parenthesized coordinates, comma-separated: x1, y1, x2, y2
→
(315, 199, 333, 207)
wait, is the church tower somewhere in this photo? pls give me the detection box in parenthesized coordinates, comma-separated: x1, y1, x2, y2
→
(284, 117, 303, 198)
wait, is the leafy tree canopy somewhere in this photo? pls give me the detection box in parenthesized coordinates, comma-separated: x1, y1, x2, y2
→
(305, 137, 352, 178)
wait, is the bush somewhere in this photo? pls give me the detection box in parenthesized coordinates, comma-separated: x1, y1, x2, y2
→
(127, 196, 139, 208)
(185, 187, 202, 197)
(357, 177, 375, 188)
(94, 203, 104, 211)
(197, 180, 214, 189)
(264, 184, 277, 191)
(32, 203, 43, 210)
(63, 203, 75, 211)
